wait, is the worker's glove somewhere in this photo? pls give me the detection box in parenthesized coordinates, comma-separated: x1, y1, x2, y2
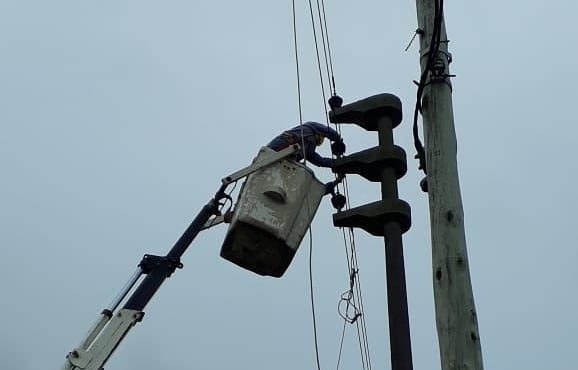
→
(331, 139, 346, 156)
(329, 159, 344, 176)
(324, 181, 337, 195)
(324, 174, 345, 195)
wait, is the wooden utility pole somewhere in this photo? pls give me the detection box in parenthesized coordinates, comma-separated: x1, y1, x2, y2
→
(414, 2, 484, 370)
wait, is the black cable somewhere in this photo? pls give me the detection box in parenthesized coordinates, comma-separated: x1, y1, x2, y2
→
(293, 0, 309, 165)
(344, 222, 371, 370)
(292, 0, 304, 127)
(308, 228, 323, 370)
(336, 319, 347, 370)
(336, 228, 352, 370)
(413, 0, 443, 173)
(328, 197, 370, 370)
(319, 0, 337, 95)
(349, 232, 372, 370)
(336, 184, 371, 370)
(307, 0, 330, 124)
(294, 3, 373, 370)
(308, 0, 344, 192)
(315, 0, 333, 96)
(355, 318, 368, 370)
(305, 0, 347, 200)
(413, 0, 444, 175)
(292, 4, 321, 369)
(339, 177, 372, 370)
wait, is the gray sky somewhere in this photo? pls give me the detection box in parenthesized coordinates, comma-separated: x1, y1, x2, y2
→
(1, 1, 577, 370)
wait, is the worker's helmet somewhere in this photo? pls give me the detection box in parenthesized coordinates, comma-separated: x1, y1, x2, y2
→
(315, 133, 325, 146)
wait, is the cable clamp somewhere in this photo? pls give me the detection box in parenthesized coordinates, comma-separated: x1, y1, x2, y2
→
(419, 45, 452, 62)
(414, 72, 455, 91)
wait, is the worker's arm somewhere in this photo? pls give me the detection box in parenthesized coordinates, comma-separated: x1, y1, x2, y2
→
(306, 150, 332, 168)
(306, 121, 342, 142)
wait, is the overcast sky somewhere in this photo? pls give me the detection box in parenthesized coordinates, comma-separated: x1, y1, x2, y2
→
(1, 1, 577, 370)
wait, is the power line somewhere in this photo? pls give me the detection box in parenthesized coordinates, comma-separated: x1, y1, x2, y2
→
(308, 228, 323, 370)
(292, 2, 373, 370)
(307, 0, 330, 123)
(292, 3, 322, 370)
(319, 0, 337, 95)
(341, 176, 372, 370)
(292, 0, 304, 127)
(314, 0, 333, 96)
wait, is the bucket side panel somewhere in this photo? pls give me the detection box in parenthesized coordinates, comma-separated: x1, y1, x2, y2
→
(285, 174, 325, 249)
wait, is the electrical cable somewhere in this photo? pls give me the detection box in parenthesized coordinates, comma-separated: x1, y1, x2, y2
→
(336, 228, 353, 370)
(337, 181, 372, 370)
(307, 0, 331, 124)
(413, 0, 445, 176)
(341, 179, 372, 370)
(325, 157, 372, 370)
(308, 228, 323, 370)
(292, 3, 322, 370)
(350, 232, 372, 370)
(356, 316, 369, 370)
(314, 0, 333, 96)
(319, 0, 337, 95)
(292, 0, 304, 128)
(303, 8, 369, 362)
(293, 2, 374, 370)
(336, 319, 347, 370)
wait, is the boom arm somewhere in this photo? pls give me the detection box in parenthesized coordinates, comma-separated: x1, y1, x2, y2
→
(62, 145, 300, 370)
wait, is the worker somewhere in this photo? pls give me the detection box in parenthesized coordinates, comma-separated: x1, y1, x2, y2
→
(267, 121, 346, 168)
(267, 121, 346, 195)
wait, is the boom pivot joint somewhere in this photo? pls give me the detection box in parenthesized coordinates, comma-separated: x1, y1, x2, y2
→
(138, 254, 183, 278)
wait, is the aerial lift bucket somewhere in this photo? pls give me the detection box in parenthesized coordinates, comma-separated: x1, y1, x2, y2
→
(220, 147, 325, 277)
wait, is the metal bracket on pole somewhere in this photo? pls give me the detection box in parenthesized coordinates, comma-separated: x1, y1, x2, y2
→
(329, 93, 402, 131)
(332, 145, 407, 182)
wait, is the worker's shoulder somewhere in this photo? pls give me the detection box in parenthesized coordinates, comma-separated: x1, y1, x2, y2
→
(304, 121, 339, 138)
(304, 121, 325, 129)
(304, 121, 337, 135)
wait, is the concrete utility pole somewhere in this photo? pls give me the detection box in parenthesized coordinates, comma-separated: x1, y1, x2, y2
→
(414, 1, 484, 370)
(329, 94, 413, 370)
